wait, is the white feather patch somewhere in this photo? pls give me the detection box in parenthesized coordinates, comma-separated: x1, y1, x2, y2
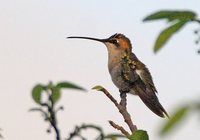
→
(136, 69, 143, 81)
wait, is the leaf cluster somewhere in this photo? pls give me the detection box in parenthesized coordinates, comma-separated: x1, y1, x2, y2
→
(32, 81, 85, 105)
(143, 10, 200, 53)
(30, 81, 85, 140)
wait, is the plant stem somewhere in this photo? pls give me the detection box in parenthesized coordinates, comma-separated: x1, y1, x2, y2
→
(48, 90, 61, 140)
(99, 88, 137, 136)
(192, 19, 200, 24)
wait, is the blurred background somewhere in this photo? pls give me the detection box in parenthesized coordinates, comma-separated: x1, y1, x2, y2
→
(0, 0, 200, 140)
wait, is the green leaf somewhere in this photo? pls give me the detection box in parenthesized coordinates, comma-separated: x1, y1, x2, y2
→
(32, 84, 45, 104)
(154, 20, 187, 53)
(56, 81, 86, 91)
(143, 10, 196, 22)
(128, 130, 149, 140)
(92, 85, 104, 91)
(51, 87, 61, 104)
(160, 106, 189, 136)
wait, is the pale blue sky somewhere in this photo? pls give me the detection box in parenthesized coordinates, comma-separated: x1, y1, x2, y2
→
(0, 0, 200, 140)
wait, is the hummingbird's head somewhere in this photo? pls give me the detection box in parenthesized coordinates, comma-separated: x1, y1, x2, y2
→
(105, 33, 132, 51)
(67, 33, 132, 52)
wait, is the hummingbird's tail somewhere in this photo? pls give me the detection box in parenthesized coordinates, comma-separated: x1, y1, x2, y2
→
(132, 86, 169, 118)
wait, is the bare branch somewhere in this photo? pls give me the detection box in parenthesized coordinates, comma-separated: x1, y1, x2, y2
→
(97, 87, 137, 135)
(48, 89, 61, 140)
(109, 120, 130, 137)
(119, 92, 137, 133)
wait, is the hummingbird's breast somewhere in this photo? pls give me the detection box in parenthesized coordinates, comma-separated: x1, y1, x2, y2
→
(108, 60, 132, 92)
(106, 45, 136, 92)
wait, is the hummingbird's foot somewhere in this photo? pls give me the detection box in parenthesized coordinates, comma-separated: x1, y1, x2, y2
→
(119, 89, 129, 98)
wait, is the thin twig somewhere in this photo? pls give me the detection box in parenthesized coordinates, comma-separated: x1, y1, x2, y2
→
(119, 92, 137, 133)
(66, 124, 104, 140)
(192, 19, 200, 24)
(48, 90, 61, 140)
(108, 120, 129, 137)
(100, 88, 137, 135)
(119, 92, 127, 108)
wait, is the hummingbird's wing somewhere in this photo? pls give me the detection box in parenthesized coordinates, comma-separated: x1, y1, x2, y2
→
(136, 66, 158, 93)
(124, 53, 169, 118)
(134, 83, 169, 118)
(120, 53, 140, 84)
(129, 53, 157, 93)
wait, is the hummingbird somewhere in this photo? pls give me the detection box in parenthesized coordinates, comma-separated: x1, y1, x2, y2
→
(67, 33, 169, 118)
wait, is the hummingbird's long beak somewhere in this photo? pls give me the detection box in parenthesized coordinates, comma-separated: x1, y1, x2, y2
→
(67, 36, 109, 43)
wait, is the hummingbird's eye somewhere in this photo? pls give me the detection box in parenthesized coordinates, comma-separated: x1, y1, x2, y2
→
(110, 39, 120, 48)
(110, 39, 118, 44)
